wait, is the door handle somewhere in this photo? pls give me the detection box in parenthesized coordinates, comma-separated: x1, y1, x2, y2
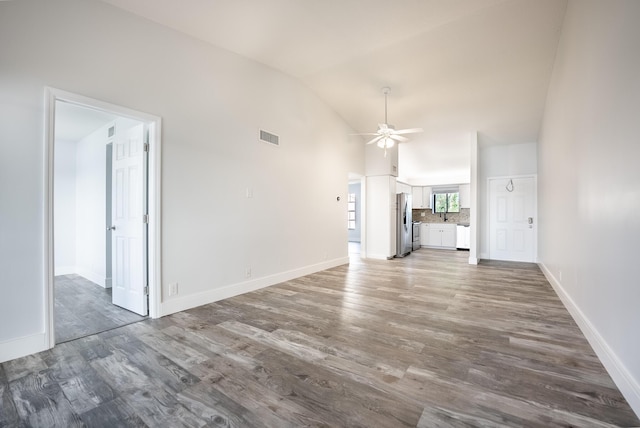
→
(528, 217, 533, 224)
(107, 225, 116, 231)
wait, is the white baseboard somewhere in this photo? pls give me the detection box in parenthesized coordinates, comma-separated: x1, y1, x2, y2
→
(0, 332, 48, 364)
(160, 257, 349, 316)
(539, 262, 640, 419)
(365, 253, 391, 260)
(54, 266, 76, 276)
(75, 267, 106, 288)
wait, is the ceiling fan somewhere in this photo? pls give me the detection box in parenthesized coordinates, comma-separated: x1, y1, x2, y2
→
(353, 87, 423, 156)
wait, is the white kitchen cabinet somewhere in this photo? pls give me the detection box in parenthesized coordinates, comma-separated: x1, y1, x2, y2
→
(412, 186, 432, 209)
(412, 187, 423, 208)
(441, 227, 456, 248)
(427, 227, 441, 246)
(423, 223, 457, 249)
(423, 187, 432, 208)
(456, 224, 470, 249)
(459, 184, 470, 209)
(397, 181, 411, 195)
(420, 223, 430, 246)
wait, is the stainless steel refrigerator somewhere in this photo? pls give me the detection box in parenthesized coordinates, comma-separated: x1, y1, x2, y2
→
(396, 193, 413, 257)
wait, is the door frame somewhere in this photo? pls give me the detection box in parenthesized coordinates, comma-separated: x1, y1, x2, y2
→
(487, 174, 537, 262)
(44, 87, 162, 348)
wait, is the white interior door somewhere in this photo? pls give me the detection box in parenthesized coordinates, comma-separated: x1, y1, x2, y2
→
(111, 123, 148, 315)
(489, 176, 536, 262)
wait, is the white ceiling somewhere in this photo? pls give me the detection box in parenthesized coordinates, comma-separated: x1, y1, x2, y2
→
(99, 0, 567, 184)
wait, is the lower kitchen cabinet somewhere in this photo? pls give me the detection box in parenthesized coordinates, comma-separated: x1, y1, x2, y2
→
(422, 223, 457, 249)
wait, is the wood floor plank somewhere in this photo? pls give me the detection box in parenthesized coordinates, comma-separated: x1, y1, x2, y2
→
(0, 376, 22, 428)
(9, 369, 84, 427)
(1, 249, 639, 426)
(79, 396, 147, 427)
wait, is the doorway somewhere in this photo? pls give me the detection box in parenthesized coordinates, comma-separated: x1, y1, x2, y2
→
(348, 174, 364, 257)
(488, 175, 537, 262)
(45, 88, 162, 348)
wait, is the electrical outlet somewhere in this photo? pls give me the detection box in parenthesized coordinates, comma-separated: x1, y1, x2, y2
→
(169, 282, 178, 296)
(246, 188, 253, 198)
(421, 212, 425, 217)
(245, 268, 252, 279)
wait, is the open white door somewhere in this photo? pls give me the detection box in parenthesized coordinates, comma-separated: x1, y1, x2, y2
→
(111, 123, 148, 315)
(489, 176, 536, 262)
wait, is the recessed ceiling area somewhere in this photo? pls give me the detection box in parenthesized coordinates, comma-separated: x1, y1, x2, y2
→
(98, 0, 567, 184)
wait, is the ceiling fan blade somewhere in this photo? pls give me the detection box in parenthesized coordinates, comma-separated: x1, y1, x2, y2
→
(366, 135, 384, 145)
(390, 134, 409, 142)
(394, 128, 424, 135)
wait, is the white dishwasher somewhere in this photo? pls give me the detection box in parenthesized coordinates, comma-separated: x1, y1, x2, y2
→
(456, 224, 470, 250)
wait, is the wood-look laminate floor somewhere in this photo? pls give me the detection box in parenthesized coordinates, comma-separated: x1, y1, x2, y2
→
(54, 275, 147, 343)
(2, 250, 639, 427)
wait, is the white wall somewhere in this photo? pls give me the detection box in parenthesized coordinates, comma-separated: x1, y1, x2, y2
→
(74, 123, 109, 286)
(0, 0, 364, 361)
(53, 139, 77, 274)
(478, 142, 537, 259)
(538, 0, 640, 415)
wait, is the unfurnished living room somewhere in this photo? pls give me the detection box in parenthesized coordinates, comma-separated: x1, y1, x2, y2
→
(1, 0, 639, 426)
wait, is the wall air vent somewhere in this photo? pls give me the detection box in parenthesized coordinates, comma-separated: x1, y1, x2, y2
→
(259, 129, 280, 146)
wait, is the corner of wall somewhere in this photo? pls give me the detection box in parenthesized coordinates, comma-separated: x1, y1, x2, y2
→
(539, 262, 640, 417)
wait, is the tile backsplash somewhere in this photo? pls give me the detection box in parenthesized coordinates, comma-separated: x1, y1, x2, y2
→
(413, 208, 470, 224)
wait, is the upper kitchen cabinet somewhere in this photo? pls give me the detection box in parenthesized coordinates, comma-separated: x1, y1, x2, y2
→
(459, 184, 470, 209)
(397, 181, 411, 194)
(412, 186, 432, 209)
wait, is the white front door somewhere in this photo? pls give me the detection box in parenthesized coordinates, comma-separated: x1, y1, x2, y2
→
(111, 123, 148, 315)
(489, 176, 536, 262)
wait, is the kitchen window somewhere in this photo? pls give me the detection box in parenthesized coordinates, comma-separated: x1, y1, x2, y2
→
(433, 191, 460, 213)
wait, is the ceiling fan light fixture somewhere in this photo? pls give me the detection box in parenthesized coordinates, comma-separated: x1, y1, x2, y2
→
(351, 86, 423, 154)
(377, 137, 394, 149)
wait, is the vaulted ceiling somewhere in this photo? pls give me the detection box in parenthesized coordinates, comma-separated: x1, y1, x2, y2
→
(99, 0, 567, 184)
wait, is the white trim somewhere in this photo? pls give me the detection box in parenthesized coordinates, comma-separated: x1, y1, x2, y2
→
(539, 262, 640, 418)
(359, 176, 367, 259)
(365, 254, 391, 261)
(160, 257, 349, 316)
(486, 174, 538, 262)
(469, 132, 479, 265)
(0, 333, 48, 364)
(44, 88, 55, 349)
(54, 266, 77, 276)
(44, 87, 162, 350)
(74, 268, 106, 288)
